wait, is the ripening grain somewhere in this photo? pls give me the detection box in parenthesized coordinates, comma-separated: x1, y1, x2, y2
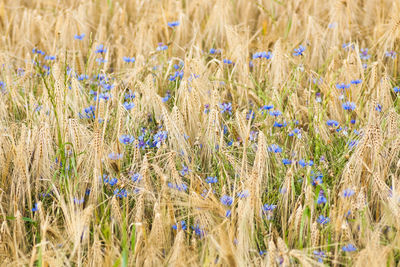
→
(0, 0, 399, 266)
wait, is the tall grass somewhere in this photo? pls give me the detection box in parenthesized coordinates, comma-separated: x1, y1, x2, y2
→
(0, 0, 399, 266)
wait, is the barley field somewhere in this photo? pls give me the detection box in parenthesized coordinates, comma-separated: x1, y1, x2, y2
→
(0, 0, 400, 266)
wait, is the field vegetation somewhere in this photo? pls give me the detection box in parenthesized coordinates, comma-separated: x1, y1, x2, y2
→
(0, 0, 400, 266)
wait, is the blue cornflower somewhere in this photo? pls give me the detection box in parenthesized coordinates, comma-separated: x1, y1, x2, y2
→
(269, 110, 282, 117)
(327, 120, 339, 127)
(95, 44, 107, 54)
(336, 83, 350, 90)
(137, 135, 148, 149)
(179, 164, 190, 176)
(262, 204, 277, 211)
(268, 144, 282, 153)
(153, 130, 168, 148)
(123, 102, 135, 110)
(0, 81, 5, 90)
(342, 42, 355, 50)
(342, 244, 357, 252)
(95, 74, 107, 81)
(222, 125, 229, 135)
(220, 102, 232, 115)
(78, 105, 95, 119)
(351, 79, 362, 85)
(237, 190, 249, 199)
(262, 204, 277, 219)
(156, 43, 168, 51)
(262, 204, 276, 216)
(168, 70, 184, 81)
(114, 188, 127, 198)
(73, 197, 84, 204)
(123, 57, 135, 63)
(293, 45, 306, 56)
(84, 105, 95, 114)
(192, 224, 205, 237)
(77, 74, 89, 81)
(125, 91, 136, 100)
(393, 87, 400, 93)
(45, 55, 56, 61)
(375, 104, 382, 112)
(32, 203, 39, 212)
(205, 176, 218, 184)
(273, 121, 287, 128)
(32, 48, 45, 55)
(109, 178, 118, 186)
(249, 131, 258, 141)
(260, 104, 274, 114)
(311, 172, 323, 186)
(168, 21, 180, 27)
(131, 173, 142, 183)
(119, 134, 135, 145)
(385, 51, 396, 59)
(313, 250, 326, 263)
(168, 182, 188, 192)
(317, 190, 327, 205)
(98, 92, 111, 101)
(313, 78, 323, 85)
(252, 52, 263, 59)
(42, 65, 51, 72)
(223, 59, 233, 64)
(316, 215, 330, 225)
(225, 210, 232, 217)
(102, 175, 117, 186)
(252, 51, 273, 59)
(220, 195, 233, 206)
(246, 109, 255, 120)
(342, 102, 356, 111)
(288, 128, 301, 138)
(342, 189, 355, 197)
(74, 33, 85, 40)
(209, 48, 221, 54)
(348, 140, 358, 149)
(204, 104, 210, 114)
(172, 220, 187, 230)
(162, 91, 171, 102)
(282, 159, 292, 165)
(108, 152, 123, 160)
(360, 48, 370, 60)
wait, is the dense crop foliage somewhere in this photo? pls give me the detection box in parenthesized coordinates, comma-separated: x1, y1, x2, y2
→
(0, 0, 400, 266)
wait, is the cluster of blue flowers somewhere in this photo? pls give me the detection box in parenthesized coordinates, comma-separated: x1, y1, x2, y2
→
(252, 51, 273, 60)
(102, 174, 118, 186)
(168, 182, 188, 192)
(21, 18, 400, 259)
